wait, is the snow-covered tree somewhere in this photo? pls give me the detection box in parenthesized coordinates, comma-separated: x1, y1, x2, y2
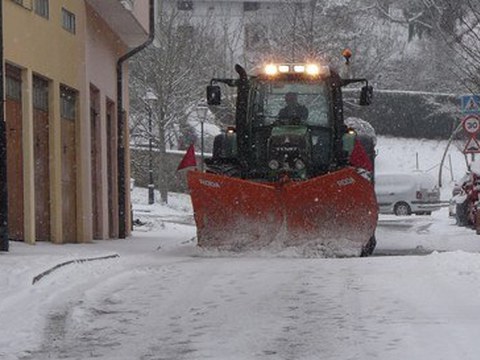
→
(371, 0, 478, 92)
(242, 0, 399, 87)
(129, 1, 222, 203)
(432, 0, 480, 91)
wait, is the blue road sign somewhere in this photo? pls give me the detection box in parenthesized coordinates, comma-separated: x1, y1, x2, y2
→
(460, 95, 480, 114)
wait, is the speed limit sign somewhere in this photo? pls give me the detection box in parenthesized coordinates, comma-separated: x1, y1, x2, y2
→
(462, 115, 480, 135)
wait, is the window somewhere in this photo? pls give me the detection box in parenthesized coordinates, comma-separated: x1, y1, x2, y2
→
(62, 8, 76, 34)
(252, 80, 329, 127)
(6, 77, 21, 101)
(244, 2, 260, 11)
(6, 65, 22, 101)
(33, 76, 49, 112)
(34, 0, 49, 18)
(60, 86, 77, 121)
(177, 1, 193, 11)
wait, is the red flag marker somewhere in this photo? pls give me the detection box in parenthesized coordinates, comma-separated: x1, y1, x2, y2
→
(177, 144, 197, 171)
(350, 139, 373, 172)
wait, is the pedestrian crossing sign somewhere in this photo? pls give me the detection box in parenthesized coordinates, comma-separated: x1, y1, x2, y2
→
(461, 95, 480, 114)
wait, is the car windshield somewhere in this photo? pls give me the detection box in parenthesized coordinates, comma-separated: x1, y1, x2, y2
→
(251, 80, 330, 127)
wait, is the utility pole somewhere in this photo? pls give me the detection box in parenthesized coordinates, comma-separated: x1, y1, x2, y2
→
(0, 0, 8, 252)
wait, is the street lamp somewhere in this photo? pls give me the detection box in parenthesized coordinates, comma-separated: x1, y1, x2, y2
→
(144, 90, 158, 204)
(196, 103, 208, 172)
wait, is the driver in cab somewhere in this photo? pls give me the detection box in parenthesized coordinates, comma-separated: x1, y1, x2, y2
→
(277, 92, 309, 125)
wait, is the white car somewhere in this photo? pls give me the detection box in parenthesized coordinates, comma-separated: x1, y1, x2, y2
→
(375, 172, 442, 216)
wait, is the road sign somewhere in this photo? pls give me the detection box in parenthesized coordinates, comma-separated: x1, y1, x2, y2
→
(462, 114, 480, 135)
(463, 137, 480, 154)
(461, 95, 480, 114)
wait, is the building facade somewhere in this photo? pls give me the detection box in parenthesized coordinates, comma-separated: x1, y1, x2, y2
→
(3, 0, 150, 244)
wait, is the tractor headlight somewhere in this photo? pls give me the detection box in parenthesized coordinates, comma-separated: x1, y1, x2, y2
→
(293, 65, 305, 73)
(264, 64, 278, 76)
(305, 64, 320, 76)
(269, 160, 280, 170)
(294, 159, 305, 170)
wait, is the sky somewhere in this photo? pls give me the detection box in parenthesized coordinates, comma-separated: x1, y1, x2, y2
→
(1, 136, 480, 360)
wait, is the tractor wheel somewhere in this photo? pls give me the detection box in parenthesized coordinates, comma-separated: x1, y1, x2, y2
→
(456, 202, 468, 226)
(394, 202, 411, 216)
(361, 235, 376, 257)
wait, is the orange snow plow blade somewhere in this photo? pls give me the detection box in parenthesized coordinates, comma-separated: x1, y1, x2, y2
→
(187, 168, 378, 256)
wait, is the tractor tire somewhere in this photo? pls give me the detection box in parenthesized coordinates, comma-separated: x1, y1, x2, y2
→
(456, 202, 468, 226)
(361, 235, 376, 257)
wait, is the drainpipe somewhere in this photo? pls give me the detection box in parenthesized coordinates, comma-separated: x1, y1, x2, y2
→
(0, 0, 8, 252)
(117, 0, 155, 238)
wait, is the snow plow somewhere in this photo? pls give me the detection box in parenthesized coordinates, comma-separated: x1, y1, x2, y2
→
(187, 60, 378, 256)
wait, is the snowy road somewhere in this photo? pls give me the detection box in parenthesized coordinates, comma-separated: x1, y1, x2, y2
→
(17, 245, 480, 360)
(1, 204, 477, 360)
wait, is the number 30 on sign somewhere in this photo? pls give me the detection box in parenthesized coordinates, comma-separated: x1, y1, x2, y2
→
(462, 115, 480, 135)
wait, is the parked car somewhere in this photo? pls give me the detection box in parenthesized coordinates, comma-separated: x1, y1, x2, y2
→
(375, 172, 442, 216)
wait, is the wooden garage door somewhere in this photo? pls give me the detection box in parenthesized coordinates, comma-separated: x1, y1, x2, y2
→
(5, 65, 24, 241)
(60, 86, 77, 243)
(33, 76, 50, 241)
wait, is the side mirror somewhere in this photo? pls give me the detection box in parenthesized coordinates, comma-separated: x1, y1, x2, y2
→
(207, 85, 221, 105)
(359, 85, 373, 106)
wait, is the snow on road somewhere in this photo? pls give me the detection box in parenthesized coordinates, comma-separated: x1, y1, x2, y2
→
(2, 200, 480, 360)
(1, 137, 480, 359)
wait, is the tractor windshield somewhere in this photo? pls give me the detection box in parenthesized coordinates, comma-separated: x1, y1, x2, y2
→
(251, 80, 330, 127)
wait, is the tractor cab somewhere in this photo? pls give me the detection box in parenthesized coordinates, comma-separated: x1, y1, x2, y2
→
(206, 62, 372, 181)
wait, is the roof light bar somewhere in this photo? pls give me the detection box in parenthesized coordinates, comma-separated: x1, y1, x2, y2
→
(263, 63, 329, 77)
(293, 65, 305, 73)
(264, 64, 278, 76)
(306, 64, 320, 76)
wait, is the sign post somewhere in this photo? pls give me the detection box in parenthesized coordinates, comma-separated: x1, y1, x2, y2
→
(460, 95, 480, 234)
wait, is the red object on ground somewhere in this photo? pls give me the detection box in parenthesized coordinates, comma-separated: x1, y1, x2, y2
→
(350, 139, 373, 172)
(177, 144, 197, 171)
